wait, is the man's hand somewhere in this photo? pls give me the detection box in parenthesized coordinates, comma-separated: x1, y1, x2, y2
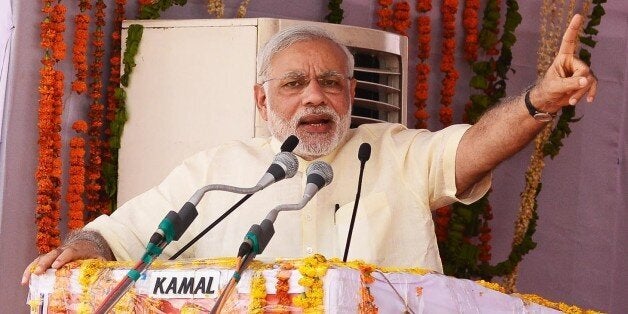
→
(455, 14, 599, 194)
(530, 14, 598, 112)
(21, 231, 113, 285)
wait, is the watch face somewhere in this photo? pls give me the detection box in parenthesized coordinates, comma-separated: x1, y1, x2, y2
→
(533, 112, 554, 122)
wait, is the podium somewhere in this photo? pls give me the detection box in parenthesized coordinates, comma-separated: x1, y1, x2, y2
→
(27, 256, 588, 313)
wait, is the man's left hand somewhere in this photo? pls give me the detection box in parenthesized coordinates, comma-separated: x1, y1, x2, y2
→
(530, 14, 598, 112)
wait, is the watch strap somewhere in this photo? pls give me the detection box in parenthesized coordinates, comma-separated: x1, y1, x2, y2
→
(525, 88, 557, 122)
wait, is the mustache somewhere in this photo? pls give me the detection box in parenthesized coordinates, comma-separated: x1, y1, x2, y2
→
(292, 106, 340, 125)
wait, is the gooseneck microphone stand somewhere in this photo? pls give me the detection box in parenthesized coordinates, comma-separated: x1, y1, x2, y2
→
(94, 136, 299, 313)
(210, 161, 334, 313)
(95, 203, 198, 313)
(343, 143, 371, 262)
(170, 135, 299, 260)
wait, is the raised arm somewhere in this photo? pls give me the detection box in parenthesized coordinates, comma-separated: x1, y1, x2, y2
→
(455, 14, 598, 194)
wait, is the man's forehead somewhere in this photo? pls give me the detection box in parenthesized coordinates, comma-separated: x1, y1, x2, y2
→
(276, 70, 343, 77)
(268, 39, 347, 72)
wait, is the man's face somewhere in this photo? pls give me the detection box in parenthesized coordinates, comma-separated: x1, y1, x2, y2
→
(255, 39, 356, 160)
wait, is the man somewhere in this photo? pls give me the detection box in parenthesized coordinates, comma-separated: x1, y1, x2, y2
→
(23, 14, 596, 284)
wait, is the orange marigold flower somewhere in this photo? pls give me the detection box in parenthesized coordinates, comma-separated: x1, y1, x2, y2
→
(414, 109, 429, 120)
(72, 120, 89, 133)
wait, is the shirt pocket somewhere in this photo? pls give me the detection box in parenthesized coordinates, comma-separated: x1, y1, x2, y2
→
(334, 192, 392, 264)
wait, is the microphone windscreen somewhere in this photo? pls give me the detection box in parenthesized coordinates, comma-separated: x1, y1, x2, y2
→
(280, 135, 299, 152)
(306, 161, 333, 186)
(358, 143, 371, 162)
(272, 152, 299, 179)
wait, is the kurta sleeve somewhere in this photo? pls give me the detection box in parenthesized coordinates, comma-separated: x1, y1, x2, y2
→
(84, 148, 218, 261)
(388, 124, 491, 210)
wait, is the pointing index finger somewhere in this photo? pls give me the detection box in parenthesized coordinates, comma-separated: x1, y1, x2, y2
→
(558, 14, 584, 55)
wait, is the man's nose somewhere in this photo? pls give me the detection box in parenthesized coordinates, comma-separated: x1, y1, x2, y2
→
(301, 78, 327, 106)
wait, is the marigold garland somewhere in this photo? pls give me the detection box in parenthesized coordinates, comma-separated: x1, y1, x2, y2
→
(207, 0, 225, 18)
(503, 0, 572, 292)
(71, 13, 90, 94)
(101, 0, 127, 212)
(236, 0, 251, 18)
(543, 0, 604, 159)
(478, 203, 493, 263)
(433, 206, 450, 242)
(441, 0, 526, 281)
(85, 0, 110, 221)
(275, 263, 294, 311)
(77, 260, 104, 312)
(36, 1, 66, 254)
(47, 267, 72, 314)
(503, 0, 605, 292)
(413, 0, 432, 129)
(462, 0, 480, 62)
(375, 0, 393, 30)
(248, 271, 267, 313)
(358, 263, 378, 313)
(293, 254, 328, 311)
(34, 257, 603, 312)
(392, 1, 411, 35)
(439, 0, 459, 127)
(67, 121, 88, 230)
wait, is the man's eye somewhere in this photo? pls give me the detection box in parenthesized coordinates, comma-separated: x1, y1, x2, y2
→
(320, 79, 340, 87)
(283, 80, 304, 88)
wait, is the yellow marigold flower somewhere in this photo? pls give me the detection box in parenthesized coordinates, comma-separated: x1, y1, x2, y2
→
(299, 276, 315, 287)
(314, 265, 328, 277)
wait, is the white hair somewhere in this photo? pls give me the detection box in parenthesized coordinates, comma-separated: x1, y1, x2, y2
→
(257, 25, 355, 82)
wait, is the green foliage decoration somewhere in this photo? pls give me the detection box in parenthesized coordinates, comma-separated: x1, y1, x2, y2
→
(440, 0, 526, 281)
(103, 24, 142, 210)
(138, 0, 188, 20)
(542, 0, 606, 159)
(326, 0, 344, 24)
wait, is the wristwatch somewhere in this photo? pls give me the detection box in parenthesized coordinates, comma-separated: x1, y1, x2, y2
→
(525, 88, 557, 122)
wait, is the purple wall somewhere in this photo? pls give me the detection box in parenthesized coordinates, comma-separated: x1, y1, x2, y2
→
(1, 0, 625, 312)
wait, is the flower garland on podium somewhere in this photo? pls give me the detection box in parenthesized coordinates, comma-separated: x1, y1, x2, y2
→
(248, 271, 267, 312)
(293, 254, 328, 311)
(27, 257, 600, 313)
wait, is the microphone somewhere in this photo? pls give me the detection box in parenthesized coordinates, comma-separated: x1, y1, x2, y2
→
(252, 151, 299, 191)
(212, 161, 332, 314)
(239, 161, 334, 257)
(170, 137, 299, 260)
(186, 150, 298, 205)
(343, 143, 371, 262)
(265, 161, 333, 223)
(280, 135, 299, 152)
(358, 142, 371, 163)
(96, 137, 300, 313)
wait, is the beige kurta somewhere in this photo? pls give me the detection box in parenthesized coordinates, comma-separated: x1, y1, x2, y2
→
(86, 123, 490, 273)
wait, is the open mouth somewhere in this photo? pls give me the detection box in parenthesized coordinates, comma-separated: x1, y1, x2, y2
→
(298, 114, 334, 133)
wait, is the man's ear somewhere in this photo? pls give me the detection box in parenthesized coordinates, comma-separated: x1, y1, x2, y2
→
(349, 78, 357, 101)
(254, 84, 269, 121)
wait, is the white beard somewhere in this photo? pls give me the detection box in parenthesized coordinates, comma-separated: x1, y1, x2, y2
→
(266, 102, 351, 160)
